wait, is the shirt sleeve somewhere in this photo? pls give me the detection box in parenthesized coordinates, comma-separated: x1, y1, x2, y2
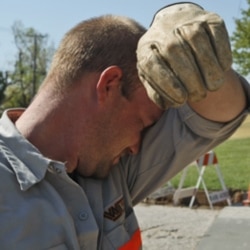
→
(120, 75, 250, 205)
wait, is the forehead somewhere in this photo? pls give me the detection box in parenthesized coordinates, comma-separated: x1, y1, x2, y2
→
(130, 86, 164, 126)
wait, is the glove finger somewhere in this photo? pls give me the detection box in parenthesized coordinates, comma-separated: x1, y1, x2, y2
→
(205, 14, 232, 71)
(158, 31, 207, 102)
(137, 44, 187, 108)
(177, 22, 225, 91)
(138, 72, 173, 109)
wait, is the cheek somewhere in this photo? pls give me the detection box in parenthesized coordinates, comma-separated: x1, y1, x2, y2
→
(123, 124, 142, 145)
(112, 108, 142, 146)
(113, 123, 140, 146)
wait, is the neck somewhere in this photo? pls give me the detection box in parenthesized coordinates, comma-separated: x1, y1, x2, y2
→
(16, 74, 100, 172)
(16, 88, 82, 171)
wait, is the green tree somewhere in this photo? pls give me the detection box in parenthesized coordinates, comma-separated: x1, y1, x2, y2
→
(1, 21, 55, 109)
(0, 71, 10, 107)
(231, 0, 250, 76)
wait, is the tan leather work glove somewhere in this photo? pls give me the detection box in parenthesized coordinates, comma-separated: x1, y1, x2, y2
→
(136, 2, 232, 109)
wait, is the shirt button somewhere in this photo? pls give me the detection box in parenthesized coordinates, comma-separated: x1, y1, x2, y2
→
(54, 168, 62, 174)
(48, 163, 54, 170)
(78, 211, 88, 221)
(48, 163, 62, 174)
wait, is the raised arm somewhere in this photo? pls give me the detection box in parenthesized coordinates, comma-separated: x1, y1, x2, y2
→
(136, 2, 247, 122)
(188, 69, 246, 122)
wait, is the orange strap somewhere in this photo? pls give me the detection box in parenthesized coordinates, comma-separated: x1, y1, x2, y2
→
(118, 228, 142, 250)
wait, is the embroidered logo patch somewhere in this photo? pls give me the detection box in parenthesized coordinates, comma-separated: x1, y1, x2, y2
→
(104, 197, 125, 221)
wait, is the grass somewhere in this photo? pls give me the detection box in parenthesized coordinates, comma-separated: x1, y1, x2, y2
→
(170, 115, 250, 191)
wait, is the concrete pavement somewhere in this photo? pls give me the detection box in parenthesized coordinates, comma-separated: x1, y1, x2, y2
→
(134, 204, 250, 250)
(196, 206, 250, 250)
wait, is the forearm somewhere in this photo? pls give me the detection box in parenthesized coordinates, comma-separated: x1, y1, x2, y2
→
(188, 69, 247, 122)
(125, 99, 248, 204)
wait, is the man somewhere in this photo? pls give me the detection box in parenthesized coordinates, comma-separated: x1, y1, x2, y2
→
(0, 2, 249, 250)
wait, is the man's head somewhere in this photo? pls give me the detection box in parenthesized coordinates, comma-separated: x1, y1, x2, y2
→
(42, 15, 146, 98)
(27, 15, 163, 179)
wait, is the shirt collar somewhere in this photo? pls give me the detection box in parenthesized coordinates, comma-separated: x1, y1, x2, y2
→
(0, 109, 65, 191)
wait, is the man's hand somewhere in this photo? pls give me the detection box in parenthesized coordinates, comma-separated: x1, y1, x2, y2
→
(136, 2, 232, 109)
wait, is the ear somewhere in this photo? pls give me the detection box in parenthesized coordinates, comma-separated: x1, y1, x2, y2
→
(96, 66, 122, 103)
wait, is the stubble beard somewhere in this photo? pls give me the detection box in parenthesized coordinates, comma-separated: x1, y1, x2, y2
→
(76, 159, 114, 179)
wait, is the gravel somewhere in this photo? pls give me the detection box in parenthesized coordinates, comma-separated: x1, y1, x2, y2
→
(134, 203, 220, 250)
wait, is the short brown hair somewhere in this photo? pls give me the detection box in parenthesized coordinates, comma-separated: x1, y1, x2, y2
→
(43, 15, 146, 97)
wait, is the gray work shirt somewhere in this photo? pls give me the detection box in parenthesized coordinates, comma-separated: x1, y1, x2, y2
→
(0, 78, 249, 249)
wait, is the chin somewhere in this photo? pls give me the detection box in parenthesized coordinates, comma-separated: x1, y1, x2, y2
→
(75, 167, 110, 179)
(91, 167, 112, 179)
(76, 160, 114, 179)
(91, 165, 114, 179)
(91, 173, 110, 180)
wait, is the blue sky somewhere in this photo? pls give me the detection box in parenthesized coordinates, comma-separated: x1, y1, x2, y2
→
(0, 0, 248, 71)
